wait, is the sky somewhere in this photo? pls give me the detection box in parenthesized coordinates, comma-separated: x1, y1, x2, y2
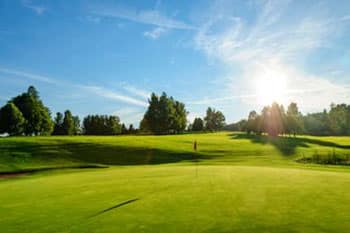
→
(1, 0, 350, 126)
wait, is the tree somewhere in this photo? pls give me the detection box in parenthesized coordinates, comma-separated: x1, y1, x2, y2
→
(286, 102, 303, 136)
(192, 117, 204, 131)
(260, 103, 286, 137)
(52, 112, 64, 135)
(204, 107, 225, 131)
(72, 116, 81, 135)
(303, 110, 332, 136)
(328, 103, 350, 135)
(11, 86, 53, 135)
(121, 123, 128, 134)
(128, 124, 135, 134)
(0, 102, 26, 136)
(140, 92, 187, 134)
(53, 111, 80, 135)
(83, 115, 121, 135)
(62, 110, 74, 135)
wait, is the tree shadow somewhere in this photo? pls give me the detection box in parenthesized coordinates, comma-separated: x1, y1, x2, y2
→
(0, 140, 218, 167)
(230, 133, 350, 156)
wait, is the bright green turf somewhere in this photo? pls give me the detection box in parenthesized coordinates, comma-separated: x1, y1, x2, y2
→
(0, 132, 350, 232)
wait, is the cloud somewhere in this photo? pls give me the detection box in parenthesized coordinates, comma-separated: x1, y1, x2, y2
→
(122, 85, 151, 99)
(112, 107, 145, 125)
(22, 0, 47, 15)
(144, 27, 168, 39)
(341, 15, 350, 21)
(0, 67, 148, 107)
(193, 0, 350, 112)
(0, 67, 60, 84)
(79, 85, 148, 107)
(90, 5, 194, 30)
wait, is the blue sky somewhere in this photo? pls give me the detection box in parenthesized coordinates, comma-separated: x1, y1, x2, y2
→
(1, 0, 350, 126)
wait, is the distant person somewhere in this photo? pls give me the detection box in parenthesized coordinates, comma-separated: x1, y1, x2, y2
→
(193, 140, 197, 151)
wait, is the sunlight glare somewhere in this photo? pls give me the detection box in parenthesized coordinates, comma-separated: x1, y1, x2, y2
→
(255, 70, 288, 105)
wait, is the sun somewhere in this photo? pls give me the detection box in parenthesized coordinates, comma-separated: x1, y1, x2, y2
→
(254, 72, 288, 105)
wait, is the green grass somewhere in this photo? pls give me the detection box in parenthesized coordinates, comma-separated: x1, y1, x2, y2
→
(1, 132, 350, 232)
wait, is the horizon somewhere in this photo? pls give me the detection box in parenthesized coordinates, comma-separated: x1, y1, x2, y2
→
(1, 0, 350, 126)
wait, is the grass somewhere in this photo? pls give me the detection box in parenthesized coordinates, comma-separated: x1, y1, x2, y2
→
(0, 132, 350, 232)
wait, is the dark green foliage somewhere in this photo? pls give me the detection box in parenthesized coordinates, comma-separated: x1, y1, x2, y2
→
(10, 86, 53, 135)
(328, 103, 350, 135)
(286, 102, 303, 136)
(297, 149, 350, 165)
(121, 123, 128, 134)
(83, 115, 121, 135)
(53, 112, 64, 135)
(140, 92, 187, 134)
(72, 116, 81, 135)
(53, 111, 80, 135)
(204, 107, 225, 131)
(128, 124, 136, 134)
(303, 110, 332, 136)
(62, 110, 74, 135)
(192, 117, 204, 131)
(0, 102, 26, 136)
(246, 110, 260, 134)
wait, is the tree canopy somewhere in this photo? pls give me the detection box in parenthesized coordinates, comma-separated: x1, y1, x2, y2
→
(239, 102, 350, 136)
(140, 92, 187, 134)
(0, 102, 26, 136)
(83, 115, 121, 135)
(9, 86, 53, 135)
(204, 107, 225, 131)
(192, 117, 204, 131)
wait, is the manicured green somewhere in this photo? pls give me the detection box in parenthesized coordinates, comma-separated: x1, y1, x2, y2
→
(0, 132, 350, 232)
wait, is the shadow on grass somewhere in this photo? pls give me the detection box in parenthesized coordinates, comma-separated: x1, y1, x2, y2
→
(0, 140, 217, 166)
(89, 198, 140, 218)
(230, 133, 350, 156)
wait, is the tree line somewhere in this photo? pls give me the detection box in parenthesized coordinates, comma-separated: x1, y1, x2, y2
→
(226, 102, 350, 136)
(1, 86, 348, 136)
(0, 86, 226, 136)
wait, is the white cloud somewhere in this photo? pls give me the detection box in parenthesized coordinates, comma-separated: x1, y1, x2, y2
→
(122, 84, 151, 99)
(193, 0, 350, 112)
(144, 27, 167, 39)
(112, 107, 145, 125)
(0, 67, 148, 107)
(90, 6, 194, 30)
(22, 0, 47, 15)
(79, 85, 148, 107)
(0, 67, 60, 85)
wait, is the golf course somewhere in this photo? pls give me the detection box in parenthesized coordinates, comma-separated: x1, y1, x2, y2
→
(1, 132, 350, 233)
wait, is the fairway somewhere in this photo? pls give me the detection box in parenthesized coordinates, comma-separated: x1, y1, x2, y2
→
(1, 132, 350, 233)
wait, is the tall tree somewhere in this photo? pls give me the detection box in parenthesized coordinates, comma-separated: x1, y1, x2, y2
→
(328, 103, 350, 135)
(286, 102, 303, 136)
(140, 92, 187, 134)
(62, 110, 74, 135)
(0, 102, 26, 136)
(121, 123, 128, 134)
(204, 107, 225, 131)
(192, 117, 204, 131)
(72, 116, 81, 135)
(11, 86, 53, 135)
(128, 124, 135, 134)
(260, 103, 285, 137)
(52, 112, 64, 135)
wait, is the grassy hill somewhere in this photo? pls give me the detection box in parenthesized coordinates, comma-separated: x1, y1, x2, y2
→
(1, 132, 350, 232)
(1, 132, 350, 172)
